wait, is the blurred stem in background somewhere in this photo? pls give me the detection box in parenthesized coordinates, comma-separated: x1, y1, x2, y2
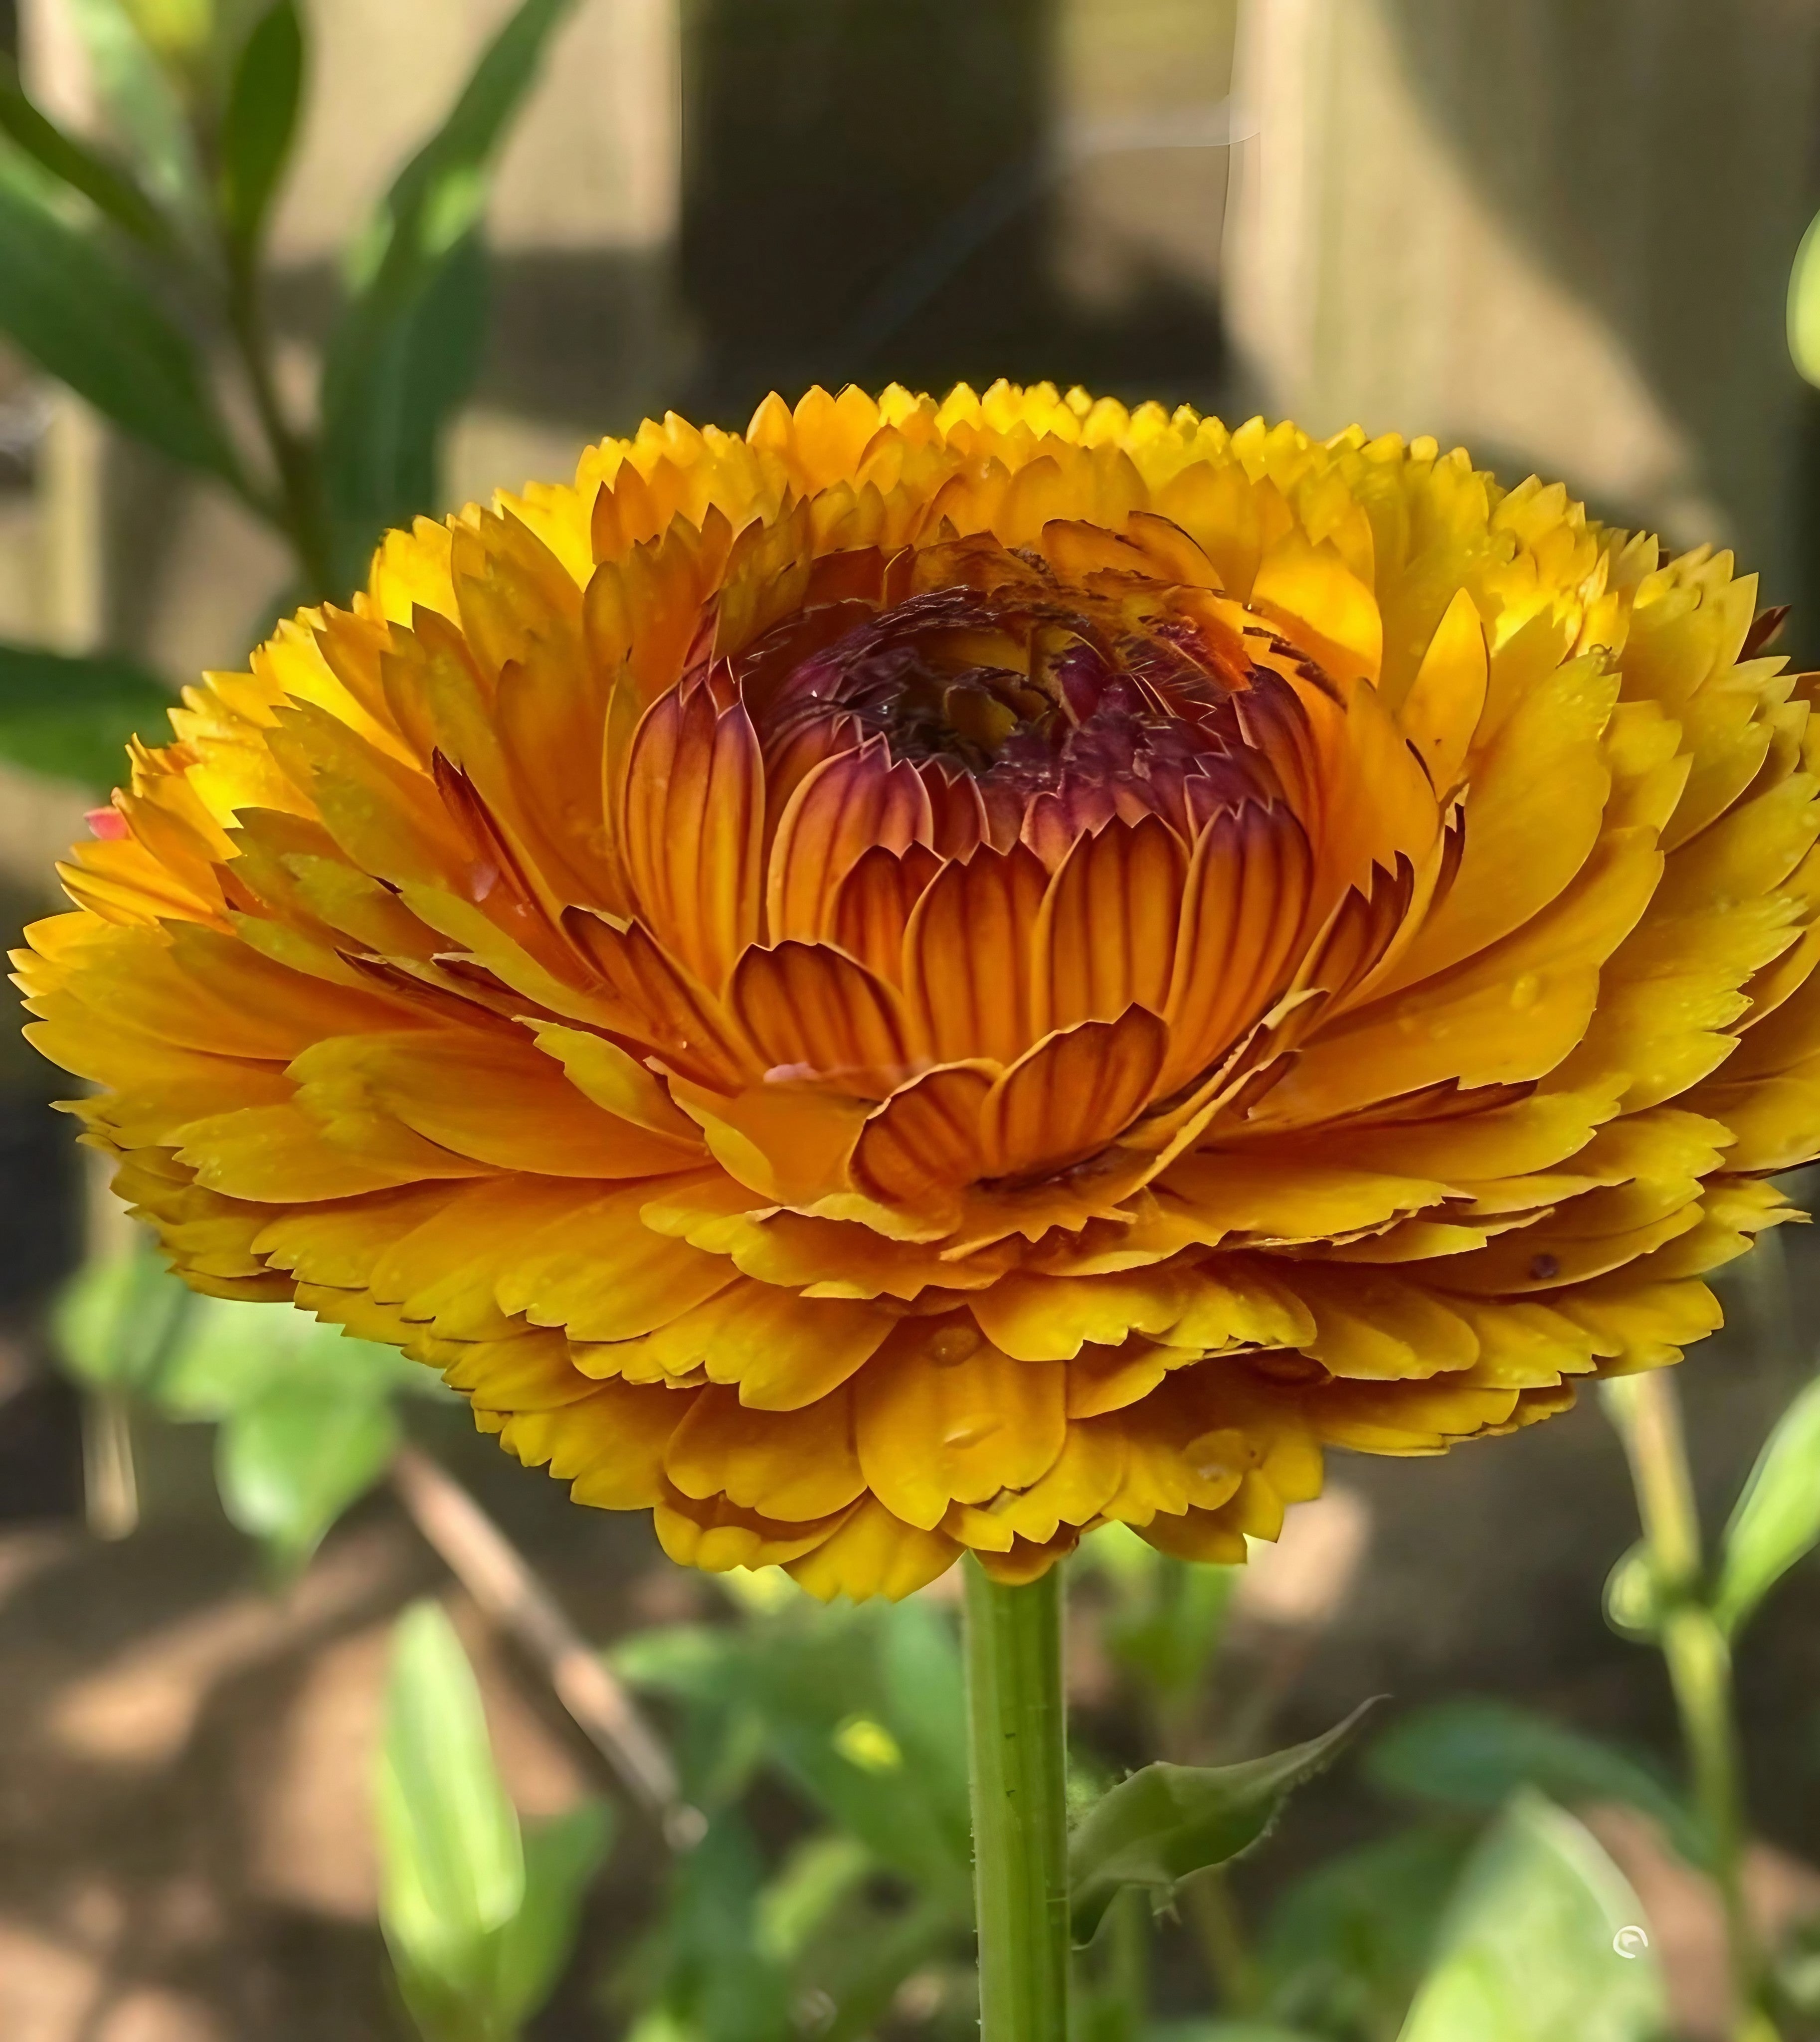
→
(1603, 1371, 1770, 2042)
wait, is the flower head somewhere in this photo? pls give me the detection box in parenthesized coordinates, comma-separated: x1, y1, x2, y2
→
(19, 383, 1818, 1597)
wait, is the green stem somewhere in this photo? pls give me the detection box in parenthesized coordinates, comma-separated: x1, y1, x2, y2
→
(224, 253, 334, 599)
(1605, 1373, 1767, 2039)
(963, 1559, 1070, 2042)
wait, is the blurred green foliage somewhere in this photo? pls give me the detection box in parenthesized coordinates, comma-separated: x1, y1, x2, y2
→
(54, 1241, 446, 1566)
(379, 1599, 614, 2042)
(0, 0, 581, 790)
(43, 1217, 1820, 2040)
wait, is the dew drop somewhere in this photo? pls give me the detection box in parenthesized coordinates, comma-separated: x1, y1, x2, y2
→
(928, 1324, 981, 1367)
(1510, 972, 1540, 1011)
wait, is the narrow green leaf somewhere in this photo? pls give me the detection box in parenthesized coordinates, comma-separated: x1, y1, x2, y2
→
(0, 638, 174, 789)
(217, 0, 303, 253)
(1365, 1697, 1705, 1869)
(0, 56, 171, 246)
(323, 228, 487, 587)
(377, 1601, 526, 2000)
(1792, 208, 1820, 388)
(1068, 1702, 1374, 1945)
(0, 162, 242, 482)
(1715, 1372, 1820, 1635)
(215, 1379, 397, 1565)
(491, 1800, 613, 2024)
(1397, 1791, 1664, 2042)
(320, 0, 576, 553)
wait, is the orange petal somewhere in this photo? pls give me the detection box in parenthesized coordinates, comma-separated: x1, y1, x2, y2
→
(287, 1029, 705, 1179)
(621, 682, 763, 988)
(905, 843, 1048, 1064)
(853, 1332, 1067, 1530)
(730, 940, 910, 1093)
(980, 1009, 1167, 1178)
(664, 1384, 866, 1520)
(1034, 816, 1184, 1036)
(1160, 805, 1313, 1096)
(785, 1496, 961, 1601)
(830, 840, 943, 985)
(766, 737, 933, 942)
(852, 1062, 995, 1212)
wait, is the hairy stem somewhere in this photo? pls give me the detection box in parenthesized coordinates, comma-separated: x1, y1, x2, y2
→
(963, 1560, 1070, 2042)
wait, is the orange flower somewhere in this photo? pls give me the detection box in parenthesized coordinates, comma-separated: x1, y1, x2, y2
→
(17, 383, 1819, 1598)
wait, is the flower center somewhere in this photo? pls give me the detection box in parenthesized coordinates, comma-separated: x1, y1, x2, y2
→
(743, 537, 1314, 846)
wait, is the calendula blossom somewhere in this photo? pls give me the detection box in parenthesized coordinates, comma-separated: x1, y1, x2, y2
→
(18, 383, 1818, 1598)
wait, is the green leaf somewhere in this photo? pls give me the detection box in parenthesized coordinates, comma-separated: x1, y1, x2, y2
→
(216, 0, 302, 253)
(215, 1378, 398, 1565)
(1365, 1697, 1705, 1869)
(0, 55, 171, 246)
(0, 638, 175, 788)
(0, 160, 242, 482)
(1714, 1372, 1820, 1636)
(320, 0, 574, 558)
(51, 1243, 191, 1391)
(1103, 1548, 1238, 1706)
(1397, 1791, 1664, 2042)
(323, 228, 488, 588)
(1792, 208, 1820, 387)
(648, 1809, 795, 2042)
(377, 1601, 526, 2004)
(491, 1800, 613, 2024)
(1150, 2026, 1319, 2042)
(753, 1833, 872, 1966)
(1257, 1824, 1473, 2038)
(152, 1292, 428, 1418)
(1068, 1702, 1374, 1945)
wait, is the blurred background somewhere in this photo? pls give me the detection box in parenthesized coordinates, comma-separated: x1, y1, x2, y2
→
(4, 2, 1820, 2039)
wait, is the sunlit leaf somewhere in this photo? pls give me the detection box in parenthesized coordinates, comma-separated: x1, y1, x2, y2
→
(0, 160, 242, 482)
(216, 0, 302, 253)
(1068, 1703, 1374, 1945)
(0, 54, 170, 246)
(1365, 1697, 1704, 1869)
(216, 1379, 398, 1565)
(1397, 1791, 1664, 2042)
(0, 639, 174, 789)
(377, 1601, 526, 2001)
(1714, 1372, 1820, 1637)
